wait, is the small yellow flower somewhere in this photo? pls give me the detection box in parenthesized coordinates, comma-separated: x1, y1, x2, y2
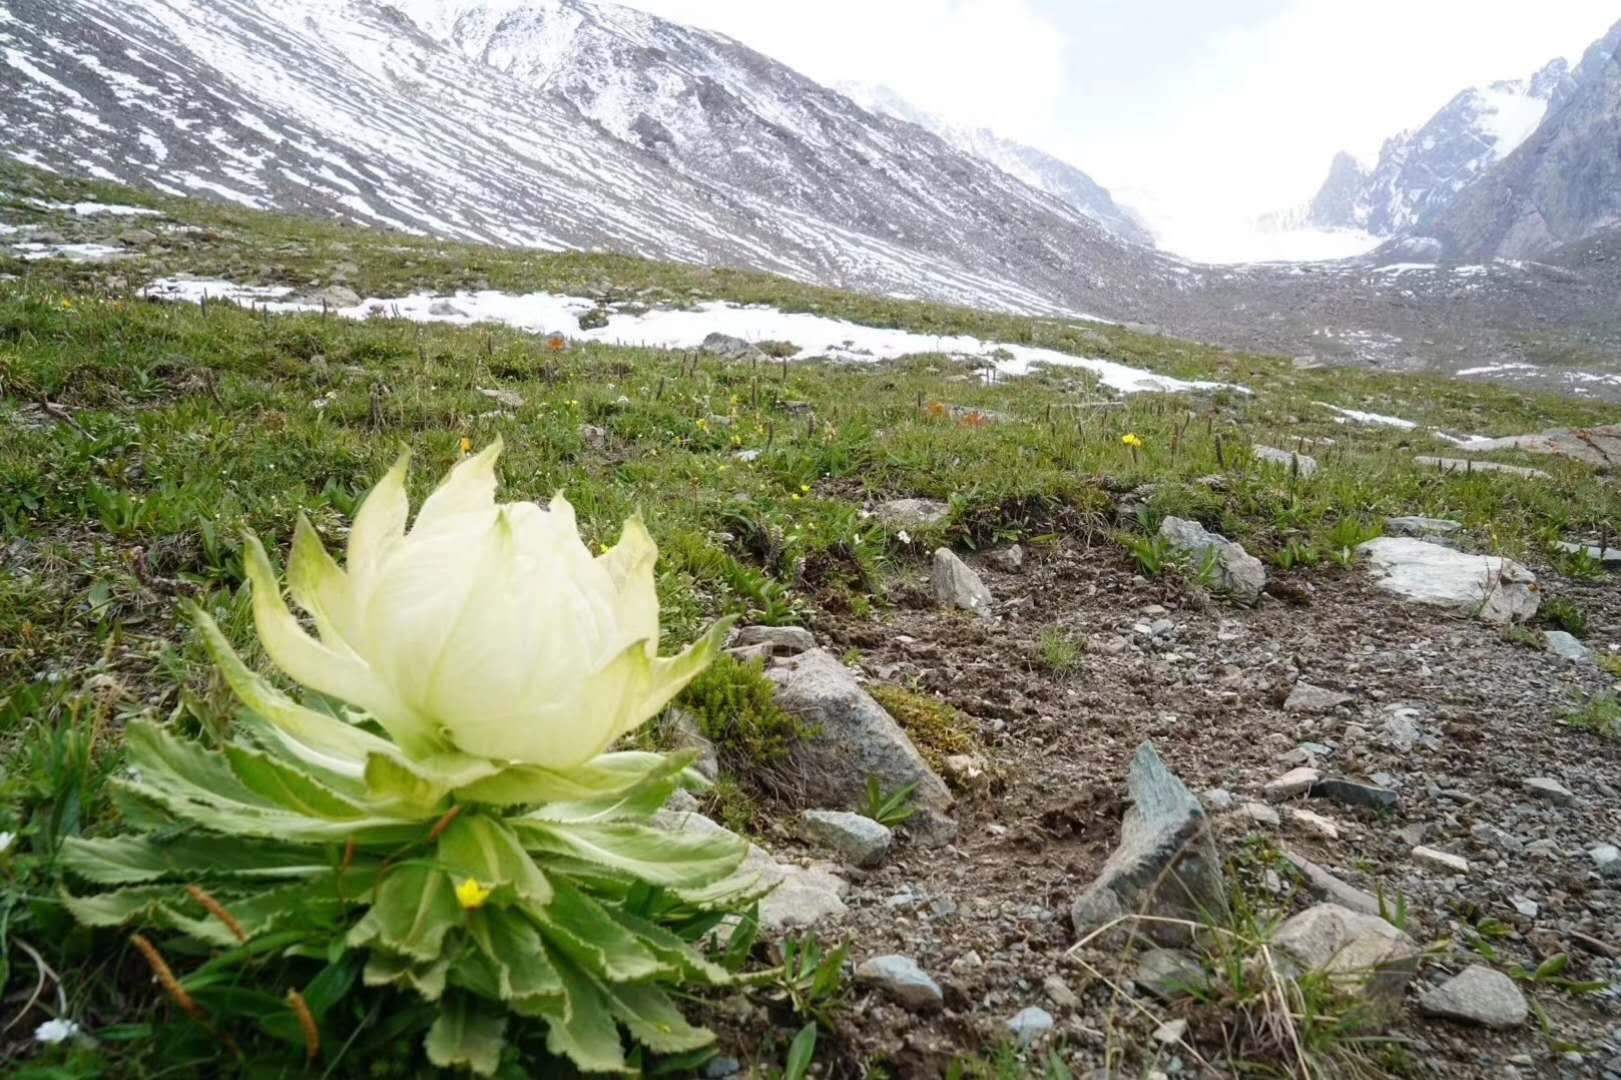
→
(458, 437, 473, 455)
(1121, 433, 1144, 449)
(791, 493, 801, 502)
(455, 878, 492, 910)
(799, 484, 811, 494)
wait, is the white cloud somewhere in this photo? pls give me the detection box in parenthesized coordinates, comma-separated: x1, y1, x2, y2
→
(617, 0, 1067, 141)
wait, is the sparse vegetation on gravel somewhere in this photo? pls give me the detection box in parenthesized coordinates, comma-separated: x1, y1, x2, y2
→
(3, 165, 1620, 1077)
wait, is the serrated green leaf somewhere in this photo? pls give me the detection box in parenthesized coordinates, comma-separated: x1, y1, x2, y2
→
(61, 833, 336, 885)
(519, 752, 698, 826)
(436, 813, 552, 906)
(362, 753, 453, 815)
(598, 980, 714, 1054)
(526, 951, 626, 1073)
(453, 751, 676, 807)
(347, 863, 460, 962)
(224, 743, 377, 819)
(531, 878, 664, 982)
(607, 907, 733, 987)
(125, 719, 274, 808)
(364, 950, 453, 1002)
(425, 994, 506, 1077)
(1534, 954, 1569, 980)
(467, 908, 564, 1002)
(511, 820, 747, 889)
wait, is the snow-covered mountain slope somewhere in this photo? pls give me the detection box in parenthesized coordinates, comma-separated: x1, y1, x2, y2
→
(0, 0, 1172, 318)
(837, 82, 1153, 248)
(1305, 59, 1574, 236)
(1422, 19, 1621, 260)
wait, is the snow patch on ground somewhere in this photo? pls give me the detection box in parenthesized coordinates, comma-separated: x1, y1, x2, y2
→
(140, 278, 1247, 396)
(9, 243, 130, 262)
(1315, 402, 1418, 430)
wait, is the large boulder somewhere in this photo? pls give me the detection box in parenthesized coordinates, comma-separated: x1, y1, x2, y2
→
(1271, 904, 1419, 1006)
(1358, 538, 1539, 624)
(1070, 743, 1227, 943)
(1158, 517, 1266, 603)
(700, 332, 767, 362)
(931, 548, 993, 617)
(1456, 425, 1620, 470)
(766, 650, 954, 844)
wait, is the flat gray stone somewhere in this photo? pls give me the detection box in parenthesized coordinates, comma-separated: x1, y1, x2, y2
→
(1544, 631, 1594, 663)
(1311, 777, 1399, 811)
(1412, 846, 1470, 875)
(1555, 540, 1621, 565)
(732, 624, 817, 656)
(1264, 767, 1321, 802)
(701, 332, 768, 362)
(759, 865, 849, 932)
(1385, 516, 1462, 538)
(855, 955, 942, 1012)
(1134, 948, 1207, 1001)
(1453, 425, 1620, 470)
(1070, 743, 1228, 944)
(1285, 682, 1352, 714)
(874, 498, 949, 529)
(1159, 517, 1266, 603)
(931, 548, 993, 617)
(1283, 850, 1381, 916)
(986, 545, 1025, 572)
(799, 809, 893, 867)
(1358, 537, 1539, 624)
(1237, 802, 1281, 828)
(1253, 445, 1318, 477)
(1590, 844, 1621, 878)
(768, 649, 954, 844)
(1006, 1006, 1054, 1047)
(1523, 777, 1574, 805)
(1420, 965, 1529, 1028)
(1272, 903, 1419, 1005)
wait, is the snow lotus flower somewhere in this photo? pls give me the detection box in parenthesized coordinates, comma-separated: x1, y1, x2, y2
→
(241, 437, 726, 770)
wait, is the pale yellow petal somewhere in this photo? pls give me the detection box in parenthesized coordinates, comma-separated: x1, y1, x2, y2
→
(412, 437, 503, 535)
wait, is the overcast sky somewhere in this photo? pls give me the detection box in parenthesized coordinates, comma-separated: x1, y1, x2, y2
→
(617, 0, 1618, 258)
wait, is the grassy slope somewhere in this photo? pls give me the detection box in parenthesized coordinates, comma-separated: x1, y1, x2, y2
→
(2, 163, 1618, 1074)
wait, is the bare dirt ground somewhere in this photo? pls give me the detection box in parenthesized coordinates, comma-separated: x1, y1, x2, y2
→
(735, 538, 1621, 1077)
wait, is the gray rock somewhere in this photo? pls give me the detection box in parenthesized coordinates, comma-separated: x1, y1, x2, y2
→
(1358, 537, 1539, 624)
(1253, 445, 1319, 477)
(1272, 904, 1419, 1005)
(1237, 802, 1281, 828)
(799, 810, 893, 867)
(931, 548, 993, 617)
(767, 649, 954, 844)
(1285, 682, 1352, 714)
(1545, 631, 1594, 663)
(117, 227, 158, 246)
(700, 332, 767, 362)
(1451, 426, 1620, 470)
(702, 1057, 742, 1078)
(665, 707, 719, 781)
(1312, 777, 1399, 811)
(1070, 743, 1228, 943)
(1042, 974, 1080, 1010)
(580, 424, 608, 449)
(1420, 965, 1529, 1028)
(428, 298, 466, 317)
(307, 284, 360, 308)
(1006, 1006, 1054, 1047)
(1283, 850, 1381, 916)
(874, 498, 950, 529)
(732, 624, 816, 656)
(476, 386, 525, 409)
(1381, 707, 1422, 751)
(855, 955, 942, 1012)
(759, 864, 848, 931)
(1134, 947, 1206, 1001)
(1264, 767, 1321, 802)
(1555, 540, 1621, 565)
(1412, 846, 1470, 874)
(1385, 516, 1463, 538)
(1289, 808, 1341, 840)
(1589, 845, 1621, 878)
(1159, 517, 1266, 603)
(986, 544, 1025, 573)
(1413, 456, 1551, 480)
(1523, 777, 1574, 805)
(1201, 788, 1236, 812)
